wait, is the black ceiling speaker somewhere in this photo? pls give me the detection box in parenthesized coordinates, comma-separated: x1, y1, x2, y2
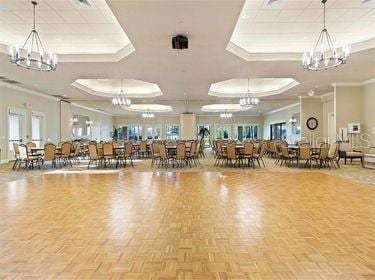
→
(172, 35, 188, 50)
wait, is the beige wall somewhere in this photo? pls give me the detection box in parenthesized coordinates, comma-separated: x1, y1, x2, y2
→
(0, 84, 113, 162)
(262, 104, 300, 142)
(361, 82, 375, 146)
(322, 99, 334, 138)
(180, 113, 196, 140)
(300, 98, 323, 143)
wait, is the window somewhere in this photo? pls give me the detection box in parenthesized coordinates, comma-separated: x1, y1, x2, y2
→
(8, 114, 22, 150)
(270, 122, 286, 140)
(215, 125, 231, 140)
(234, 125, 258, 140)
(166, 124, 180, 140)
(31, 115, 43, 147)
(119, 125, 143, 140)
(197, 124, 210, 147)
(146, 125, 161, 140)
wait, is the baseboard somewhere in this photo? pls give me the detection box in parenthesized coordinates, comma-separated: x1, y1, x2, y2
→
(0, 159, 10, 164)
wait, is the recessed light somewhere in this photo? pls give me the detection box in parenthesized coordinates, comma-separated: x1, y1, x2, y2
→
(33, 84, 38, 87)
(314, 85, 319, 88)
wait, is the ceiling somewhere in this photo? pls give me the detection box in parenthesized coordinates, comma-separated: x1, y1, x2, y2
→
(0, 0, 132, 54)
(0, 0, 374, 117)
(231, 0, 375, 54)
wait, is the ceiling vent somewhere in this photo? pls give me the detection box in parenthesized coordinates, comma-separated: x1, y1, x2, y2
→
(266, 0, 282, 5)
(70, 0, 96, 10)
(172, 35, 188, 50)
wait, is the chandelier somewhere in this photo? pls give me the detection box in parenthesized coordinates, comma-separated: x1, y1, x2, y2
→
(142, 112, 154, 118)
(112, 79, 131, 107)
(220, 112, 232, 119)
(302, 0, 349, 71)
(239, 78, 259, 107)
(9, 1, 57, 71)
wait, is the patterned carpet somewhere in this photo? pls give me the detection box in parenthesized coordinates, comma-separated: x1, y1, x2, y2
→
(1, 153, 374, 187)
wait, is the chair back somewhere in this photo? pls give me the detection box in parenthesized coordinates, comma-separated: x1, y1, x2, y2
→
(189, 142, 197, 155)
(159, 144, 167, 159)
(125, 142, 133, 156)
(139, 141, 147, 153)
(195, 141, 201, 155)
(13, 143, 20, 159)
(88, 144, 99, 160)
(74, 142, 81, 157)
(102, 143, 114, 156)
(319, 143, 330, 159)
(227, 143, 236, 159)
(244, 142, 254, 155)
(258, 143, 265, 157)
(328, 143, 338, 157)
(26, 142, 36, 149)
(18, 144, 28, 160)
(281, 146, 290, 158)
(44, 143, 56, 161)
(339, 142, 352, 152)
(299, 144, 311, 160)
(176, 143, 186, 159)
(216, 142, 223, 157)
(113, 142, 120, 149)
(152, 142, 160, 155)
(61, 142, 71, 156)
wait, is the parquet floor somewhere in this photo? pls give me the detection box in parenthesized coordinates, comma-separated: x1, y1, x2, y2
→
(0, 171, 374, 279)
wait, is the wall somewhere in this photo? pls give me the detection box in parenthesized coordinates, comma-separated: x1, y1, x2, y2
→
(360, 82, 375, 146)
(0, 83, 113, 162)
(322, 98, 334, 139)
(300, 98, 323, 143)
(113, 115, 180, 139)
(262, 104, 300, 143)
(180, 113, 196, 140)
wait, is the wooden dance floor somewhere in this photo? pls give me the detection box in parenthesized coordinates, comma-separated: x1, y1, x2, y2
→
(0, 171, 374, 279)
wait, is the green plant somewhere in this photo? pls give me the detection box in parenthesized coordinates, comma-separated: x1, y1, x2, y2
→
(111, 126, 119, 141)
(198, 127, 210, 141)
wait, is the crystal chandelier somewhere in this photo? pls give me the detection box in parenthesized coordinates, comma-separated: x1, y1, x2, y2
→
(9, 1, 57, 71)
(239, 78, 259, 107)
(112, 79, 131, 107)
(142, 112, 154, 118)
(220, 112, 232, 119)
(302, 0, 349, 71)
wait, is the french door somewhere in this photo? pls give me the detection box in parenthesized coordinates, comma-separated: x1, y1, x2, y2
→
(8, 107, 26, 159)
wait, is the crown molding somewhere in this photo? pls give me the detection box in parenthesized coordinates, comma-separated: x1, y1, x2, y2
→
(227, 38, 375, 62)
(332, 78, 375, 87)
(0, 43, 135, 63)
(263, 103, 300, 116)
(197, 113, 261, 117)
(0, 81, 61, 101)
(71, 103, 113, 117)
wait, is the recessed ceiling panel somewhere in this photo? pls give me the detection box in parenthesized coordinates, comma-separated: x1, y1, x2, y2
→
(72, 79, 163, 98)
(229, 0, 375, 56)
(209, 78, 299, 97)
(125, 104, 173, 113)
(0, 0, 133, 55)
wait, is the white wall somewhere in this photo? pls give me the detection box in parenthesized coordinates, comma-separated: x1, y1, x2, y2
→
(361, 82, 375, 146)
(262, 104, 300, 143)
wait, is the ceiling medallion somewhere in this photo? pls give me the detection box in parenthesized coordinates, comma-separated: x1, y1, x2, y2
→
(112, 79, 131, 107)
(239, 78, 259, 107)
(302, 0, 349, 71)
(220, 112, 232, 119)
(9, 1, 57, 71)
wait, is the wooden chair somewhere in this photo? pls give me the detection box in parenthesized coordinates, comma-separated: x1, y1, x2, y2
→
(312, 143, 330, 168)
(151, 142, 161, 167)
(88, 144, 103, 169)
(226, 142, 239, 167)
(12, 142, 21, 170)
(298, 144, 311, 168)
(60, 142, 72, 167)
(17, 144, 41, 170)
(280, 146, 297, 167)
(124, 142, 134, 167)
(102, 143, 115, 167)
(242, 142, 254, 168)
(43, 143, 57, 168)
(328, 143, 340, 168)
(253, 143, 266, 168)
(139, 141, 148, 158)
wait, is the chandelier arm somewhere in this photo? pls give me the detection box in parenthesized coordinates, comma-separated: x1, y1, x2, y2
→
(325, 31, 336, 52)
(35, 32, 46, 54)
(21, 30, 34, 50)
(312, 30, 324, 53)
(30, 31, 35, 54)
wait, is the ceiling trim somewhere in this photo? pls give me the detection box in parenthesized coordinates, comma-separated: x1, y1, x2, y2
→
(227, 38, 375, 62)
(71, 103, 113, 117)
(197, 113, 261, 117)
(0, 43, 135, 63)
(0, 81, 61, 101)
(263, 103, 300, 116)
(332, 78, 375, 87)
(71, 80, 163, 98)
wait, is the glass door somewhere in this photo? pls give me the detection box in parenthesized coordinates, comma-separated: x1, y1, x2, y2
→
(197, 124, 210, 147)
(31, 114, 44, 147)
(166, 124, 180, 140)
(215, 124, 231, 140)
(8, 108, 26, 159)
(146, 125, 161, 140)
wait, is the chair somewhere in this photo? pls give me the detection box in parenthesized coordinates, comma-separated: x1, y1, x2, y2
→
(158, 144, 173, 168)
(298, 144, 312, 168)
(338, 143, 363, 165)
(139, 141, 148, 158)
(60, 142, 72, 167)
(214, 142, 225, 166)
(226, 142, 239, 167)
(280, 146, 297, 167)
(12, 143, 21, 170)
(43, 143, 57, 168)
(151, 142, 161, 167)
(175, 143, 187, 167)
(17, 144, 41, 170)
(312, 143, 330, 169)
(242, 142, 254, 168)
(88, 144, 103, 169)
(124, 142, 134, 167)
(253, 143, 266, 168)
(186, 142, 197, 166)
(328, 143, 340, 168)
(102, 143, 115, 167)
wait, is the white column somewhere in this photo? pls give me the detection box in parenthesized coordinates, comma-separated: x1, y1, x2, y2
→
(180, 113, 196, 140)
